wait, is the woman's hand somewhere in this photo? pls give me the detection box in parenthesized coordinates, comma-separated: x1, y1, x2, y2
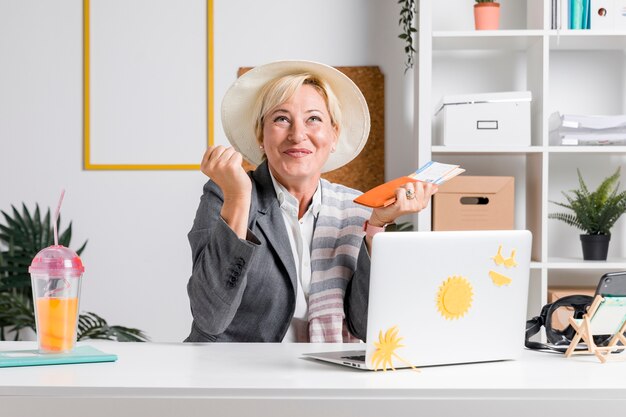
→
(368, 181, 438, 227)
(201, 146, 252, 239)
(201, 146, 252, 201)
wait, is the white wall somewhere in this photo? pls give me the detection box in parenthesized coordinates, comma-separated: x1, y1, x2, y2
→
(0, 0, 414, 341)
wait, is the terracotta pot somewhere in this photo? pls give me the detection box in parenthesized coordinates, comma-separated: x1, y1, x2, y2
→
(474, 2, 500, 30)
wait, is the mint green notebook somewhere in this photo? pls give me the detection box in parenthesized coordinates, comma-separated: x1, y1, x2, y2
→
(0, 345, 117, 368)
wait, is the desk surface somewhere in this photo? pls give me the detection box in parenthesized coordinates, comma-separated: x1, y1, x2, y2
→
(1, 341, 625, 417)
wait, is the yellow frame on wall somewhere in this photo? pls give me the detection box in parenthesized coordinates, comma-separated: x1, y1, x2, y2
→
(83, 0, 213, 170)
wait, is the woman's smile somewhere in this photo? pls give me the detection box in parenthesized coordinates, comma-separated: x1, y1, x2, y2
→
(283, 148, 313, 158)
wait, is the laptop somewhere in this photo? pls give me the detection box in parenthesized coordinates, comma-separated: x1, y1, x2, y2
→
(304, 230, 532, 370)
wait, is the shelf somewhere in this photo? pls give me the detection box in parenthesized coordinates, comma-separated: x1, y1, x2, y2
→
(431, 30, 626, 51)
(546, 258, 626, 270)
(547, 146, 626, 154)
(432, 146, 626, 154)
(548, 31, 626, 50)
(432, 30, 544, 51)
(432, 146, 544, 155)
(421, 1, 626, 309)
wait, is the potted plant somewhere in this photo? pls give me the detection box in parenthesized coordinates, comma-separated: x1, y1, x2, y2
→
(474, 0, 501, 30)
(0, 203, 149, 341)
(549, 168, 626, 261)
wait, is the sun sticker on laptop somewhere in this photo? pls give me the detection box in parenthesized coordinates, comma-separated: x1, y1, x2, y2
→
(436, 276, 473, 320)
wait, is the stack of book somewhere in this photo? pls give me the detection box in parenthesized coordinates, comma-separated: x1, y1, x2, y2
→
(549, 112, 626, 146)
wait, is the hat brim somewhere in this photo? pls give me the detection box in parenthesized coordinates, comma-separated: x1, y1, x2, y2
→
(221, 60, 370, 173)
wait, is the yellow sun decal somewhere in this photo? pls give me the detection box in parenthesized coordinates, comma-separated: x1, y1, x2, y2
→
(489, 270, 513, 287)
(371, 326, 419, 372)
(436, 276, 474, 320)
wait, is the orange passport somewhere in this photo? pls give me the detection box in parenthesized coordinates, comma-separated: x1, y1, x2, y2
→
(353, 176, 417, 208)
(353, 161, 465, 208)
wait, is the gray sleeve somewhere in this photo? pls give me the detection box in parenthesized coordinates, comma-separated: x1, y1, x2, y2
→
(344, 239, 371, 341)
(186, 180, 261, 337)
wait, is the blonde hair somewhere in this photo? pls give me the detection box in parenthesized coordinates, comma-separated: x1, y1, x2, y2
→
(252, 73, 342, 146)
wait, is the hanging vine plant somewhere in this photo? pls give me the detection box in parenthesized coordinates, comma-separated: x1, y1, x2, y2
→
(398, 0, 417, 73)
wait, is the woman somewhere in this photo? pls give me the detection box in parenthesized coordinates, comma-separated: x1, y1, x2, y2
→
(185, 61, 437, 343)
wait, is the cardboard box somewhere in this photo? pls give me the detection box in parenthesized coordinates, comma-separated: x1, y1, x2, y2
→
(436, 91, 531, 147)
(548, 287, 596, 330)
(432, 176, 514, 231)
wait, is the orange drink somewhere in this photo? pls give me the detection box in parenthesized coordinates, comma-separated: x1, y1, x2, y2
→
(30, 244, 84, 353)
(36, 297, 79, 352)
(29, 195, 85, 354)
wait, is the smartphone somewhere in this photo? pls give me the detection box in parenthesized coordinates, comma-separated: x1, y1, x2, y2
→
(594, 271, 626, 297)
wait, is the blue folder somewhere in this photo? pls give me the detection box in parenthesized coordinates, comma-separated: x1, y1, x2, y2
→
(581, 0, 590, 29)
(570, 0, 584, 29)
(0, 345, 117, 368)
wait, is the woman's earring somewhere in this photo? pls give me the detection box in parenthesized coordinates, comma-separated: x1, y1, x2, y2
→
(259, 145, 264, 152)
(331, 146, 336, 153)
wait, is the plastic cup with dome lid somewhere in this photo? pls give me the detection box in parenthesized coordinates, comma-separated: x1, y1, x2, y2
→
(28, 191, 84, 353)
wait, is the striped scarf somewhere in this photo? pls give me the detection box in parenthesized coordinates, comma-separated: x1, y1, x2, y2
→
(308, 179, 372, 343)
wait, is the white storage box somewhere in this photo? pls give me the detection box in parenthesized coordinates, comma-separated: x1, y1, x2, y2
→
(592, 0, 626, 30)
(436, 91, 532, 147)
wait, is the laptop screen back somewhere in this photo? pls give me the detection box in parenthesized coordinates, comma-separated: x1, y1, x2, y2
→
(365, 230, 532, 369)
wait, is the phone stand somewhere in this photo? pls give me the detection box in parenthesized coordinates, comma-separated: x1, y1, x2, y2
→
(565, 295, 626, 363)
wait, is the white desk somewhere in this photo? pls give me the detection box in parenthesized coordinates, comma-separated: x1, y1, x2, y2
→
(1, 341, 625, 417)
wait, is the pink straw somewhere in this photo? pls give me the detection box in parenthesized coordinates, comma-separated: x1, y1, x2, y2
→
(53, 189, 65, 246)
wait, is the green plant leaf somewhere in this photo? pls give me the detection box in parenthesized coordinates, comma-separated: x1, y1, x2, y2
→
(33, 205, 42, 248)
(0, 292, 35, 341)
(11, 206, 27, 236)
(42, 208, 51, 248)
(77, 312, 149, 342)
(76, 240, 88, 256)
(398, 0, 416, 72)
(549, 168, 626, 235)
(1, 202, 146, 342)
(58, 217, 71, 246)
(22, 203, 36, 248)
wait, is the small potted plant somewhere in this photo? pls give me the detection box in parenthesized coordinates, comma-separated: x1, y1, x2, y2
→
(549, 167, 626, 261)
(474, 0, 501, 30)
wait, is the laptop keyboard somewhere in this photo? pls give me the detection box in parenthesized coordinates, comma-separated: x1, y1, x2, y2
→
(341, 354, 365, 361)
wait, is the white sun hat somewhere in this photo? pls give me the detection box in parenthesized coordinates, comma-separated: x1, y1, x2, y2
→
(221, 60, 371, 173)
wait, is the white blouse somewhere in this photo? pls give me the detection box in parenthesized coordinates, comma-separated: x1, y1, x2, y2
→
(269, 172, 321, 342)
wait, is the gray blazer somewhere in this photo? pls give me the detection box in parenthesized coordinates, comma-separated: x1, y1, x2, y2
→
(184, 162, 371, 342)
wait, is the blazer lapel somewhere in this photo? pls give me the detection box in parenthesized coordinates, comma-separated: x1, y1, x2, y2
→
(251, 162, 298, 294)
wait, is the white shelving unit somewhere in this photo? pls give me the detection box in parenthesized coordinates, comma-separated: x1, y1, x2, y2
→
(416, 0, 626, 317)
